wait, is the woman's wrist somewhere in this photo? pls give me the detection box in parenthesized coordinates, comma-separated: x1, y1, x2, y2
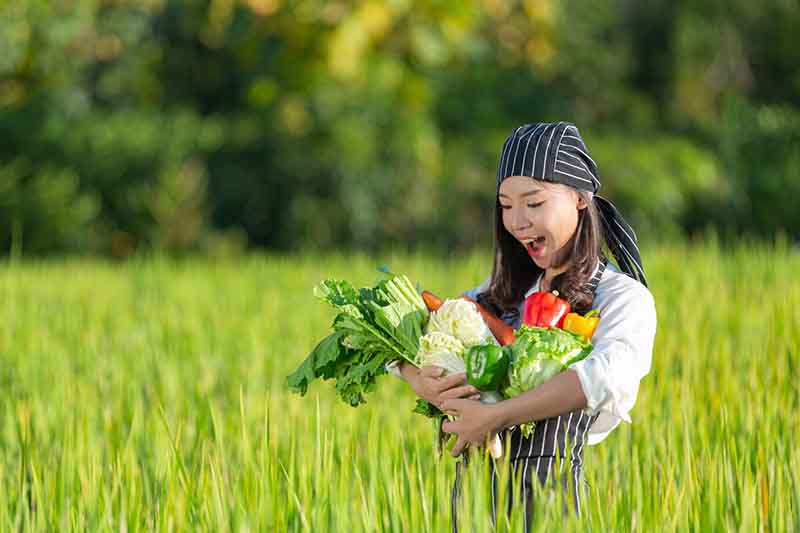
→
(493, 400, 515, 432)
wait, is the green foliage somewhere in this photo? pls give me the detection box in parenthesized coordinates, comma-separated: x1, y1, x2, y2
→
(503, 325, 593, 398)
(589, 134, 728, 238)
(714, 98, 800, 238)
(1, 0, 799, 256)
(0, 160, 99, 253)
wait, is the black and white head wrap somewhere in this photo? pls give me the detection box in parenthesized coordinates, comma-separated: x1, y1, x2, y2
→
(496, 121, 648, 287)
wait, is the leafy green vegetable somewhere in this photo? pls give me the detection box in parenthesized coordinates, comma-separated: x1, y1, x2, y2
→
(286, 273, 429, 407)
(502, 325, 593, 436)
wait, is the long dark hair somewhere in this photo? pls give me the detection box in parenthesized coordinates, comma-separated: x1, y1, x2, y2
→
(476, 188, 603, 317)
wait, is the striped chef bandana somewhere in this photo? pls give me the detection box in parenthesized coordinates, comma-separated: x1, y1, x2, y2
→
(496, 121, 648, 287)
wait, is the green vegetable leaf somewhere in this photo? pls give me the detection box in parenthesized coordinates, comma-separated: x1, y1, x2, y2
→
(503, 325, 593, 398)
(286, 272, 429, 409)
(413, 399, 443, 418)
(286, 330, 348, 395)
(285, 355, 315, 396)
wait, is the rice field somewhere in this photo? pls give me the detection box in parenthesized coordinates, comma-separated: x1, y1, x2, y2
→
(0, 239, 798, 531)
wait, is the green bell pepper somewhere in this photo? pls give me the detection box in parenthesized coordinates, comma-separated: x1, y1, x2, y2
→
(466, 344, 509, 391)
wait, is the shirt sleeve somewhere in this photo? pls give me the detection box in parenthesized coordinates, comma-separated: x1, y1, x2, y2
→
(567, 280, 657, 425)
(386, 275, 492, 379)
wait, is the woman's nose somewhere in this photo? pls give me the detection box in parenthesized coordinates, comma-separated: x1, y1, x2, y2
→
(510, 207, 531, 231)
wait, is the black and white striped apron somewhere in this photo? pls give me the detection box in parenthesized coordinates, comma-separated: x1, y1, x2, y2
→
(451, 257, 607, 533)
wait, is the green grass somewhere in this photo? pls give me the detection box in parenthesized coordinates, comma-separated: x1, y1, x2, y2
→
(0, 241, 798, 531)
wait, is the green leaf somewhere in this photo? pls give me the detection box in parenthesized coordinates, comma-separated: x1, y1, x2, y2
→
(314, 279, 361, 308)
(413, 399, 443, 418)
(285, 354, 315, 396)
(285, 330, 347, 395)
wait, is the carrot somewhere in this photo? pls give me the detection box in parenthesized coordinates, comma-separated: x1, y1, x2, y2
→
(460, 295, 516, 346)
(421, 290, 444, 312)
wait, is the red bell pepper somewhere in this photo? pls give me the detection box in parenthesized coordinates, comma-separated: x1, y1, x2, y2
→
(522, 290, 571, 328)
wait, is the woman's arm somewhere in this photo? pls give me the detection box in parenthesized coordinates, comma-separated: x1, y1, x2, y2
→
(567, 282, 657, 423)
(494, 369, 586, 430)
(439, 369, 586, 452)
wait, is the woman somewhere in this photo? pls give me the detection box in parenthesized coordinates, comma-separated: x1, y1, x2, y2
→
(389, 122, 657, 531)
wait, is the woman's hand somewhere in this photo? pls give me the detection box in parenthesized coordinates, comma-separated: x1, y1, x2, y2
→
(441, 399, 504, 457)
(400, 363, 481, 407)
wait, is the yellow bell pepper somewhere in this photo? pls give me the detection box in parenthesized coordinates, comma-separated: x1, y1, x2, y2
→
(562, 309, 600, 341)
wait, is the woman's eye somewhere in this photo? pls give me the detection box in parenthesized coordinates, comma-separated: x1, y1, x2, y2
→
(500, 205, 511, 210)
(527, 202, 544, 208)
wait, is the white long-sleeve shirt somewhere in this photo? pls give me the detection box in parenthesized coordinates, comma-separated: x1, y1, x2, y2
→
(456, 260, 657, 445)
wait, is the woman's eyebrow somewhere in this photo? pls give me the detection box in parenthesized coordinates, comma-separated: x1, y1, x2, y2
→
(498, 190, 542, 199)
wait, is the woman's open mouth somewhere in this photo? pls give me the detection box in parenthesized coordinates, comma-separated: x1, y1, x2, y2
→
(523, 236, 546, 258)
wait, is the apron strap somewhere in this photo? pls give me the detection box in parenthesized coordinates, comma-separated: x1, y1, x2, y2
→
(585, 254, 608, 297)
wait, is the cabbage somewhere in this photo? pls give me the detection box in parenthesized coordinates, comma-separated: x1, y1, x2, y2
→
(426, 298, 495, 347)
(503, 325, 592, 396)
(416, 331, 466, 374)
(502, 325, 593, 435)
(504, 357, 565, 397)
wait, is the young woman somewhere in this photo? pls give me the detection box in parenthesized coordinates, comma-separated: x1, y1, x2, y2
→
(389, 122, 657, 531)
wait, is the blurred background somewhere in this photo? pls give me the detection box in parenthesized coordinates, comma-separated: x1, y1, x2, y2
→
(1, 0, 798, 258)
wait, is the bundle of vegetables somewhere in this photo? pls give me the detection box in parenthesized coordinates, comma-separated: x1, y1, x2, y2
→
(286, 272, 429, 407)
(421, 289, 600, 443)
(286, 269, 510, 457)
(286, 271, 602, 456)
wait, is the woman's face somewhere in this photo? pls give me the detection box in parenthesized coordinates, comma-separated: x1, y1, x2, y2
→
(498, 176, 588, 270)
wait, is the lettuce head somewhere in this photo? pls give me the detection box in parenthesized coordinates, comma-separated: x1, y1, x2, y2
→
(502, 325, 593, 398)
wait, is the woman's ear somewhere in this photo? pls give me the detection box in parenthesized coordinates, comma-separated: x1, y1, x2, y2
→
(576, 193, 589, 210)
